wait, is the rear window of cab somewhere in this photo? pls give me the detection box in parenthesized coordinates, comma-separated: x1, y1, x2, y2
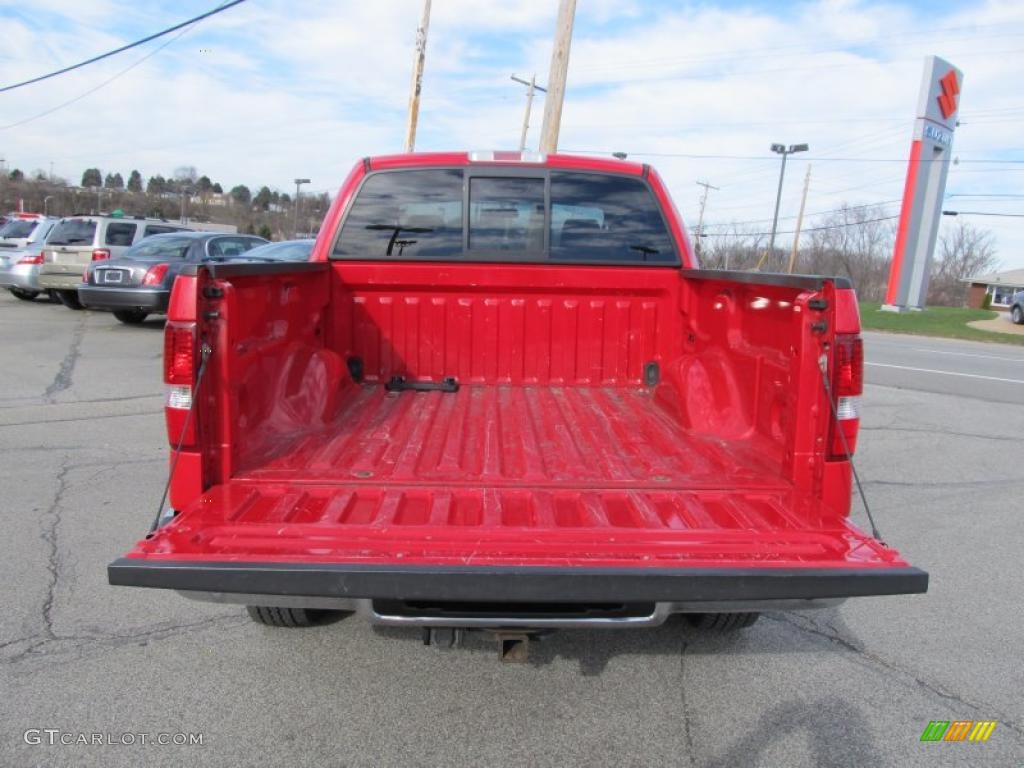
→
(331, 169, 678, 265)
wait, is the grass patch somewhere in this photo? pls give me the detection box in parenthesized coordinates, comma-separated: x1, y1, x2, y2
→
(859, 303, 1024, 346)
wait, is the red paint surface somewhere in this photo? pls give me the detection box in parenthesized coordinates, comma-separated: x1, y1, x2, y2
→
(127, 154, 908, 576)
(885, 139, 923, 305)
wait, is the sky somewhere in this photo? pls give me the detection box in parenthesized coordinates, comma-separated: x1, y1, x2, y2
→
(1, 0, 1022, 267)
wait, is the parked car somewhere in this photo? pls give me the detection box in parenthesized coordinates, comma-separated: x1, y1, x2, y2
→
(39, 215, 192, 309)
(80, 232, 268, 324)
(234, 238, 315, 262)
(1011, 290, 1024, 325)
(0, 216, 59, 301)
(108, 151, 926, 650)
(0, 213, 56, 250)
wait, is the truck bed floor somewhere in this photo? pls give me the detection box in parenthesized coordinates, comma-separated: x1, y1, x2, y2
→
(242, 384, 780, 490)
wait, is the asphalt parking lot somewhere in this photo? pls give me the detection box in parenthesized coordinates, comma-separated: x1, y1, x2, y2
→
(1, 294, 1021, 768)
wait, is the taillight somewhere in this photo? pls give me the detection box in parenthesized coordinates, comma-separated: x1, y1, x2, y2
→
(91, 248, 111, 261)
(164, 323, 196, 386)
(164, 322, 198, 447)
(828, 334, 863, 459)
(17, 250, 44, 265)
(142, 263, 169, 286)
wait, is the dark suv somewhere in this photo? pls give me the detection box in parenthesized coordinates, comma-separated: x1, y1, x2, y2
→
(79, 232, 267, 324)
(1011, 290, 1024, 325)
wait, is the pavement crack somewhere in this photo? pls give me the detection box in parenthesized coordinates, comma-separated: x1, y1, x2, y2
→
(679, 638, 697, 767)
(43, 317, 85, 403)
(769, 614, 1023, 738)
(4, 614, 248, 666)
(39, 457, 72, 641)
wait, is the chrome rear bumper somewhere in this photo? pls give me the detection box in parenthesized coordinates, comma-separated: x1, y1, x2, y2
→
(178, 591, 844, 628)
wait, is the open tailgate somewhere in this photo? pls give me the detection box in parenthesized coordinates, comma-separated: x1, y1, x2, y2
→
(109, 481, 926, 602)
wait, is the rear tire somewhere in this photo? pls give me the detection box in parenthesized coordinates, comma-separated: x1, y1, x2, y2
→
(56, 290, 83, 310)
(1012, 305, 1023, 325)
(685, 612, 760, 631)
(246, 605, 331, 627)
(113, 309, 149, 325)
(8, 287, 39, 301)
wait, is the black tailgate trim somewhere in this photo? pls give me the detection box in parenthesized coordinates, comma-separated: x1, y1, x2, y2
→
(108, 560, 928, 602)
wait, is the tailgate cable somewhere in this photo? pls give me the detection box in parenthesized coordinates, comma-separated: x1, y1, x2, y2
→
(819, 353, 884, 543)
(148, 341, 213, 533)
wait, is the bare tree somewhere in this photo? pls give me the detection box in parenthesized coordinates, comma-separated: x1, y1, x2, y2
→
(700, 223, 766, 271)
(927, 220, 999, 306)
(174, 166, 198, 186)
(801, 205, 894, 301)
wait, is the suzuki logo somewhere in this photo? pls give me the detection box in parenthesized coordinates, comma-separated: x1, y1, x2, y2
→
(937, 70, 960, 120)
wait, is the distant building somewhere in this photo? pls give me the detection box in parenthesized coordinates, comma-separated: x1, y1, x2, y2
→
(963, 268, 1024, 310)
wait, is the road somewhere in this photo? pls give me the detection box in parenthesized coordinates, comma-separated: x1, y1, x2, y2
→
(864, 330, 1024, 405)
(0, 295, 1021, 768)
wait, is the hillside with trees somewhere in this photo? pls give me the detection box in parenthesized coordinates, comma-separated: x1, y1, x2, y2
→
(0, 165, 330, 241)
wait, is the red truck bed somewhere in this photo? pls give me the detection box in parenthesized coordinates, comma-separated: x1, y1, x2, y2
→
(115, 381, 918, 599)
(109, 153, 926, 614)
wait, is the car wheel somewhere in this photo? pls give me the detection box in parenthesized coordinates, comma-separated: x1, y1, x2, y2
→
(56, 290, 83, 310)
(685, 612, 760, 631)
(8, 287, 40, 301)
(246, 606, 337, 627)
(113, 309, 149, 325)
(1012, 305, 1023, 325)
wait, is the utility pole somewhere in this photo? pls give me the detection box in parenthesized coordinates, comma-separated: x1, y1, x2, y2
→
(538, 0, 577, 154)
(787, 165, 811, 274)
(694, 180, 719, 262)
(403, 0, 431, 153)
(294, 178, 310, 236)
(759, 142, 808, 270)
(511, 74, 547, 151)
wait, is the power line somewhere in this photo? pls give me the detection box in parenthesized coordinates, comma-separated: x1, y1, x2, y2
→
(707, 214, 898, 239)
(942, 211, 1024, 218)
(1, 24, 197, 131)
(564, 149, 1024, 164)
(704, 199, 902, 229)
(0, 0, 248, 94)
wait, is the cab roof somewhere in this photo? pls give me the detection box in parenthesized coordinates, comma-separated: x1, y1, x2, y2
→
(366, 151, 647, 176)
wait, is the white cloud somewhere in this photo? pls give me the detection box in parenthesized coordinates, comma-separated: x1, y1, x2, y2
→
(1, 0, 1021, 265)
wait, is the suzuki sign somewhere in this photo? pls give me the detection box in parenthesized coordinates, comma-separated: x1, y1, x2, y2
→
(883, 56, 963, 312)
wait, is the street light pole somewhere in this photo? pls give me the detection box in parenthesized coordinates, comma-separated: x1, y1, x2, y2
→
(294, 178, 310, 237)
(44, 195, 54, 216)
(763, 142, 808, 270)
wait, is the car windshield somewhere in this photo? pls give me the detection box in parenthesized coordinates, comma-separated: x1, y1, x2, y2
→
(0, 220, 38, 239)
(123, 236, 195, 260)
(242, 240, 315, 262)
(48, 219, 97, 245)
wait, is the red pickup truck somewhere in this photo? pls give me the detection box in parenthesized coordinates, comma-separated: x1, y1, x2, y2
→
(109, 151, 926, 643)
